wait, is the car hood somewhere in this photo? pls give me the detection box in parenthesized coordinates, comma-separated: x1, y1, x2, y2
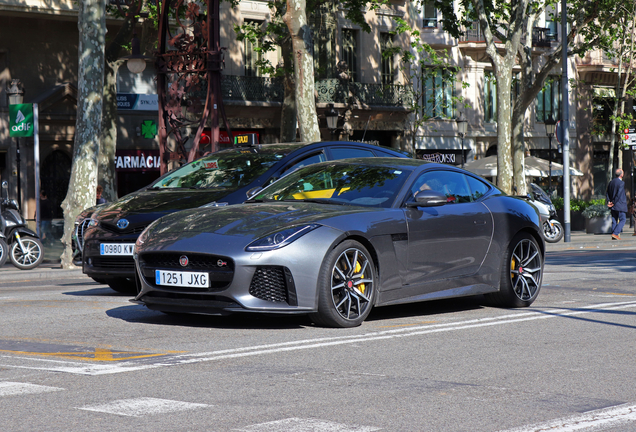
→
(93, 188, 235, 224)
(144, 202, 379, 245)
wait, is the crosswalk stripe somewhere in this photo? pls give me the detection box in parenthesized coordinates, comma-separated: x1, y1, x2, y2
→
(77, 397, 209, 417)
(0, 382, 64, 397)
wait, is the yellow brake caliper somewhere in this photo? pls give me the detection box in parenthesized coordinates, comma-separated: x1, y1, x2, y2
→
(356, 261, 365, 294)
(510, 257, 516, 279)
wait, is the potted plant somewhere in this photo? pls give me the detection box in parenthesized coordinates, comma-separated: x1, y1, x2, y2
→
(582, 204, 612, 234)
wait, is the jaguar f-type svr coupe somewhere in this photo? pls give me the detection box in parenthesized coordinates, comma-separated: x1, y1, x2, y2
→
(133, 158, 545, 328)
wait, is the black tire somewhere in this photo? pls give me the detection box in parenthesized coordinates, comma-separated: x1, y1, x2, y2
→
(0, 238, 8, 267)
(543, 220, 564, 243)
(9, 236, 44, 270)
(107, 277, 138, 295)
(310, 240, 377, 328)
(487, 232, 543, 307)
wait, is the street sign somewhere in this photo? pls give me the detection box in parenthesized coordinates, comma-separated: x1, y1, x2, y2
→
(624, 128, 636, 150)
(9, 103, 34, 137)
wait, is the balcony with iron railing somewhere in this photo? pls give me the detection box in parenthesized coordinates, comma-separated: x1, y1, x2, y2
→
(460, 22, 557, 47)
(220, 75, 411, 107)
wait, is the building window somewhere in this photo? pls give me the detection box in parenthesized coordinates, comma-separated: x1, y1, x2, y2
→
(342, 29, 358, 82)
(484, 71, 497, 123)
(536, 77, 561, 123)
(423, 68, 455, 118)
(380, 33, 395, 85)
(243, 20, 262, 77)
(422, 2, 437, 28)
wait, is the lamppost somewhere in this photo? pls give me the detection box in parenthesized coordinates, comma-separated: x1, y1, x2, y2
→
(325, 103, 339, 137)
(456, 113, 468, 168)
(7, 79, 24, 208)
(544, 116, 557, 193)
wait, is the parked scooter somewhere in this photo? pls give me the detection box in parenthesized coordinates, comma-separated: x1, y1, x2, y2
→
(0, 181, 44, 269)
(529, 183, 564, 243)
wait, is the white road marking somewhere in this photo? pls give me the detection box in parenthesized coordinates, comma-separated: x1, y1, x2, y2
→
(2, 300, 636, 376)
(0, 381, 64, 397)
(77, 397, 209, 417)
(235, 417, 381, 431)
(497, 403, 636, 432)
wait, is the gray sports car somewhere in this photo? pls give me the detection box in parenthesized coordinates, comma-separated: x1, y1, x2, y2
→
(133, 158, 544, 328)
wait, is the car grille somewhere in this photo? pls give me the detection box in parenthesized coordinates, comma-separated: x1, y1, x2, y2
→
(100, 222, 149, 235)
(92, 256, 136, 270)
(249, 266, 297, 305)
(138, 252, 234, 291)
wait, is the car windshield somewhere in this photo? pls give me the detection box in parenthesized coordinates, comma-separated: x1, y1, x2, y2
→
(151, 147, 298, 190)
(253, 163, 413, 208)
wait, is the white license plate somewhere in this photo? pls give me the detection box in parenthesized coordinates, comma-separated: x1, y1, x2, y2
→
(155, 270, 209, 288)
(100, 243, 135, 256)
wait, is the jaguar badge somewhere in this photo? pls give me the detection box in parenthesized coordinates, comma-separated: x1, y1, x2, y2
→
(179, 255, 189, 267)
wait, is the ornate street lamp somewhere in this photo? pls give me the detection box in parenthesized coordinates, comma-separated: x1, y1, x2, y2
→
(122, 31, 151, 74)
(456, 113, 468, 168)
(7, 79, 24, 208)
(325, 103, 339, 133)
(545, 116, 557, 193)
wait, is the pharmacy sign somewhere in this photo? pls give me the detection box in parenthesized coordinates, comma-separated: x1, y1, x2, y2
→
(9, 103, 34, 137)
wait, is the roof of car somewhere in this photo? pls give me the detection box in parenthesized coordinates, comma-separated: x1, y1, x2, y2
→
(215, 141, 409, 156)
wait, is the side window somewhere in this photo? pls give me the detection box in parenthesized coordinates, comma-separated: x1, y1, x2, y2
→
(466, 175, 490, 201)
(409, 171, 472, 204)
(281, 152, 327, 176)
(329, 148, 375, 160)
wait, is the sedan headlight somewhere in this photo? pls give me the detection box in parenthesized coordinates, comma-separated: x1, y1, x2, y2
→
(246, 224, 321, 252)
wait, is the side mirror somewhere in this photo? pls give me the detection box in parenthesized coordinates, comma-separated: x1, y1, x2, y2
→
(246, 186, 263, 199)
(407, 190, 447, 207)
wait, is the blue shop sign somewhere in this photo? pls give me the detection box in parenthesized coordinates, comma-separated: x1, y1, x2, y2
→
(117, 94, 158, 111)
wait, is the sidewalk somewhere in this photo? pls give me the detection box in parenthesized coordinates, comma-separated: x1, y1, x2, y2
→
(545, 226, 636, 252)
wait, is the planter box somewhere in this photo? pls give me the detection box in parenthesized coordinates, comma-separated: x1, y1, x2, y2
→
(585, 215, 612, 234)
(556, 210, 586, 231)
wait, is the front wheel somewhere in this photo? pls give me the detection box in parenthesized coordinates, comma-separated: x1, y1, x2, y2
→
(10, 236, 44, 270)
(486, 233, 543, 308)
(0, 238, 9, 267)
(310, 240, 377, 328)
(107, 277, 138, 295)
(543, 220, 564, 243)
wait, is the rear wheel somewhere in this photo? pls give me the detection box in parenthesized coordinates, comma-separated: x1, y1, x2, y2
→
(10, 236, 44, 270)
(310, 240, 377, 328)
(487, 233, 543, 307)
(106, 277, 138, 295)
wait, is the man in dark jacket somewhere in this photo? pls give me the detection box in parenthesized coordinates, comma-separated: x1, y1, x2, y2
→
(606, 168, 627, 240)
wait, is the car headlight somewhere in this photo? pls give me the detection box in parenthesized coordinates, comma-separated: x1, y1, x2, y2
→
(246, 224, 321, 252)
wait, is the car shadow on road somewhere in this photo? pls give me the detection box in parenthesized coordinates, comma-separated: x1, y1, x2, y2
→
(105, 304, 314, 329)
(367, 296, 486, 323)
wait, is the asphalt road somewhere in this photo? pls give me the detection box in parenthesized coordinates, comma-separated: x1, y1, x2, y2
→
(1, 248, 636, 431)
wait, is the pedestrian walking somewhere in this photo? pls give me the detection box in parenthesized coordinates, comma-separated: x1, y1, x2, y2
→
(606, 168, 628, 240)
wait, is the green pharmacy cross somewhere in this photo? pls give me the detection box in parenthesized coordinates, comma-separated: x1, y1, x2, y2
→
(141, 120, 157, 139)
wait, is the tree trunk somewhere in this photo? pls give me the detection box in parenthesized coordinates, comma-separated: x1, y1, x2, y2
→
(283, 0, 321, 142)
(99, 60, 120, 202)
(98, 14, 135, 203)
(495, 68, 514, 194)
(279, 37, 297, 142)
(60, 0, 106, 268)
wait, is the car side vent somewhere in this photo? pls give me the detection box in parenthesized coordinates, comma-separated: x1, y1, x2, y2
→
(249, 266, 297, 305)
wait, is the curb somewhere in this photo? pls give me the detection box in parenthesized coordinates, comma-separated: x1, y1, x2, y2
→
(0, 267, 85, 282)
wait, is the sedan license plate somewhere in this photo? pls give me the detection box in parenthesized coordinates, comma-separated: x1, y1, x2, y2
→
(100, 243, 135, 256)
(155, 270, 209, 288)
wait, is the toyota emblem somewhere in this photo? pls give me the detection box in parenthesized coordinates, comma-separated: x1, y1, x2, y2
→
(179, 255, 189, 267)
(116, 219, 129, 229)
